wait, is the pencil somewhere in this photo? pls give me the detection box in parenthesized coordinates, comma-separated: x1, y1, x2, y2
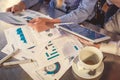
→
(2, 59, 36, 66)
(0, 49, 20, 65)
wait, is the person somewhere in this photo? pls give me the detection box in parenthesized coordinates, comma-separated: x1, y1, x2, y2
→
(79, 0, 120, 55)
(104, 9, 120, 34)
(104, 0, 120, 35)
(6, 0, 98, 32)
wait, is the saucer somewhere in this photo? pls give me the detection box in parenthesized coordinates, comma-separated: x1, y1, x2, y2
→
(72, 61, 104, 80)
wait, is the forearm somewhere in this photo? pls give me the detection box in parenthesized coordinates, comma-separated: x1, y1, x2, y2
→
(58, 9, 89, 23)
(58, 0, 97, 23)
(49, 18, 61, 24)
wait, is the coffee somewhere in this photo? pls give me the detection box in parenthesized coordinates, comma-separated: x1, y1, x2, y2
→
(83, 54, 99, 65)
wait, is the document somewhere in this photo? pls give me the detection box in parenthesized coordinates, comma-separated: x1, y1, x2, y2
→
(35, 36, 83, 68)
(0, 12, 27, 25)
(0, 9, 51, 25)
(19, 35, 83, 80)
(1, 10, 83, 80)
(4, 26, 61, 49)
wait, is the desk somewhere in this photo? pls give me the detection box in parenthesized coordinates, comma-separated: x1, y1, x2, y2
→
(0, 2, 120, 80)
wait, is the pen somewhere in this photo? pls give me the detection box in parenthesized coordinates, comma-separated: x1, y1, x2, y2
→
(0, 49, 20, 65)
(54, 22, 74, 27)
(2, 59, 36, 66)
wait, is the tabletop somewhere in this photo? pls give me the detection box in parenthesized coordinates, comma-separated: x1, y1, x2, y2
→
(0, 1, 120, 80)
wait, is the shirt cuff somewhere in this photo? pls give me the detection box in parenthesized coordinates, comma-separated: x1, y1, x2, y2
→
(58, 16, 68, 23)
(99, 42, 120, 55)
(21, 0, 30, 8)
(58, 16, 78, 23)
(106, 0, 113, 5)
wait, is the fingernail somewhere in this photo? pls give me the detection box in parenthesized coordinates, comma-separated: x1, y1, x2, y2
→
(26, 20, 30, 22)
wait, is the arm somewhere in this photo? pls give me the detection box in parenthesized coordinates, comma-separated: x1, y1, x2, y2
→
(57, 0, 98, 23)
(28, 0, 98, 32)
(28, 18, 61, 32)
(77, 36, 120, 55)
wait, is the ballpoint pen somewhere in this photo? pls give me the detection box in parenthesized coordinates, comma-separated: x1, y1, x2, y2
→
(0, 49, 20, 65)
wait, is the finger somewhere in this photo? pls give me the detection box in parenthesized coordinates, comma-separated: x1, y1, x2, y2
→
(6, 7, 12, 12)
(33, 17, 42, 22)
(11, 6, 19, 13)
(28, 22, 50, 32)
(28, 23, 35, 28)
(29, 17, 42, 23)
(29, 18, 38, 23)
(77, 37, 93, 45)
(34, 25, 50, 32)
(28, 23, 40, 32)
(11, 5, 22, 13)
(29, 19, 36, 23)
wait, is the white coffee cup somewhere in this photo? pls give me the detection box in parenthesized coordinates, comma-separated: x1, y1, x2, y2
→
(78, 46, 103, 70)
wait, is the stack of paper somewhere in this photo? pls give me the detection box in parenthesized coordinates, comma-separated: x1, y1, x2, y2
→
(1, 10, 83, 80)
(20, 35, 83, 80)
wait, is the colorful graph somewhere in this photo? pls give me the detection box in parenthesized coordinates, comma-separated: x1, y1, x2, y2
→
(16, 28, 27, 43)
(45, 41, 60, 60)
(44, 62, 61, 74)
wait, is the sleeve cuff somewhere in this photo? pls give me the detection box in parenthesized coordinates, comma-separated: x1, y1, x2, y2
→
(99, 42, 119, 55)
(21, 0, 30, 8)
(106, 0, 113, 5)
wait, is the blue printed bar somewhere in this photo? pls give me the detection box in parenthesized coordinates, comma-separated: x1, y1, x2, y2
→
(47, 54, 59, 60)
(16, 28, 27, 43)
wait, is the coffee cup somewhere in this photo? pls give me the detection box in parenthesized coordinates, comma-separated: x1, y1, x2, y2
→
(78, 46, 103, 70)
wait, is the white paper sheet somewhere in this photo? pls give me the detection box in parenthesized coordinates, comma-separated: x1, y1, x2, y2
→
(1, 10, 83, 80)
(4, 26, 61, 49)
(0, 12, 27, 25)
(0, 9, 51, 25)
(20, 35, 83, 80)
(1, 35, 83, 80)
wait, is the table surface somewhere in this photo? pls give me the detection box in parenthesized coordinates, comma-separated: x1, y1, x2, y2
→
(0, 2, 120, 80)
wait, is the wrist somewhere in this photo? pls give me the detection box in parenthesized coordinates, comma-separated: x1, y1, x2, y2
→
(45, 18, 61, 28)
(50, 18, 61, 24)
(18, 1, 26, 10)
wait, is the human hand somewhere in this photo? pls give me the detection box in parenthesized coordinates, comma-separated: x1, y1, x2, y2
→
(111, 0, 120, 8)
(76, 36, 100, 48)
(28, 17, 54, 32)
(6, 1, 26, 13)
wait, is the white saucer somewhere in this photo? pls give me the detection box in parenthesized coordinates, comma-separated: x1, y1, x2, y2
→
(72, 60, 104, 80)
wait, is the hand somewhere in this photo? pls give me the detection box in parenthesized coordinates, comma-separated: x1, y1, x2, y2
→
(111, 0, 120, 8)
(76, 36, 100, 48)
(28, 17, 55, 32)
(6, 1, 26, 13)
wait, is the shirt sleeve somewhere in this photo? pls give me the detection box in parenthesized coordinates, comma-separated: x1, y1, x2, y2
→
(58, 0, 98, 23)
(21, 0, 42, 8)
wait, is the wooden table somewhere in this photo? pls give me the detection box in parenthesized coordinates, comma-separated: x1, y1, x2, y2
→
(0, 2, 120, 80)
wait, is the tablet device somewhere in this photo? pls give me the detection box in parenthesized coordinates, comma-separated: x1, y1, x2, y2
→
(56, 23, 110, 43)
